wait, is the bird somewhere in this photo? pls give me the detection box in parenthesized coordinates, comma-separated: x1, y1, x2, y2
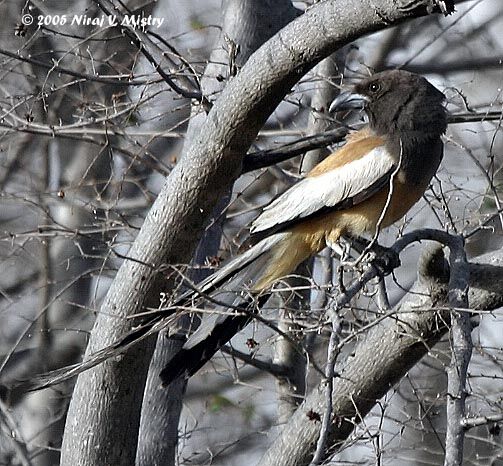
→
(157, 69, 448, 386)
(14, 69, 447, 393)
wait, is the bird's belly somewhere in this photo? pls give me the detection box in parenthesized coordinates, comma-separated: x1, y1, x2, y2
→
(333, 176, 427, 239)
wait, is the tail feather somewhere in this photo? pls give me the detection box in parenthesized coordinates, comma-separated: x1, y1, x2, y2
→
(14, 312, 179, 392)
(194, 233, 287, 295)
(160, 294, 270, 385)
(159, 304, 252, 385)
(159, 235, 286, 384)
(14, 234, 286, 392)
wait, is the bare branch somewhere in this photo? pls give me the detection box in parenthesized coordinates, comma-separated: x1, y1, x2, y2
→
(93, 0, 204, 102)
(220, 345, 287, 378)
(0, 47, 155, 86)
(444, 235, 471, 466)
(462, 413, 503, 430)
(243, 111, 503, 173)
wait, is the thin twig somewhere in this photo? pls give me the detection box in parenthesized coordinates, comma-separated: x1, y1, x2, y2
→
(0, 400, 33, 466)
(444, 235, 471, 466)
(220, 346, 287, 377)
(309, 314, 341, 466)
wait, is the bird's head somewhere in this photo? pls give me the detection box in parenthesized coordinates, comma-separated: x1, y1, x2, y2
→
(330, 70, 447, 138)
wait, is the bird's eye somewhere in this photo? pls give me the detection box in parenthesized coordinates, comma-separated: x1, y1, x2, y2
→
(368, 82, 380, 93)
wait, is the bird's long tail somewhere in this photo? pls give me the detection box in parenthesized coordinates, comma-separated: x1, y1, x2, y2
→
(15, 233, 290, 392)
(159, 232, 292, 385)
(159, 293, 268, 385)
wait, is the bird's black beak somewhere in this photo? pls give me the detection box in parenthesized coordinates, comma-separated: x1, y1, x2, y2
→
(329, 91, 369, 112)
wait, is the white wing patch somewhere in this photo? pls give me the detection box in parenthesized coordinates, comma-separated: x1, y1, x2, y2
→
(251, 146, 396, 234)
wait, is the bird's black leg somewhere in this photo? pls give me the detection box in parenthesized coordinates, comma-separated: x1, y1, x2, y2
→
(340, 236, 401, 276)
(398, 0, 454, 16)
(429, 0, 455, 16)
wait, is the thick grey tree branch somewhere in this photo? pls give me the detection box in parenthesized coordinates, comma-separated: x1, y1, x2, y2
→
(59, 1, 465, 465)
(136, 2, 299, 465)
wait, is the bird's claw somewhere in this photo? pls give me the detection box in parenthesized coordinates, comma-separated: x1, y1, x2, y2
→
(369, 245, 401, 276)
(428, 0, 455, 16)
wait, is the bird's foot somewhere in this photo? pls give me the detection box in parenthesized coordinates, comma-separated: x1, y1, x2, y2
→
(398, 0, 454, 16)
(428, 0, 455, 16)
(367, 244, 401, 276)
(329, 237, 400, 275)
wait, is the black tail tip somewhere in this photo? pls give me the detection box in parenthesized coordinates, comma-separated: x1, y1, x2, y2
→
(159, 356, 190, 387)
(0, 384, 9, 402)
(159, 368, 187, 387)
